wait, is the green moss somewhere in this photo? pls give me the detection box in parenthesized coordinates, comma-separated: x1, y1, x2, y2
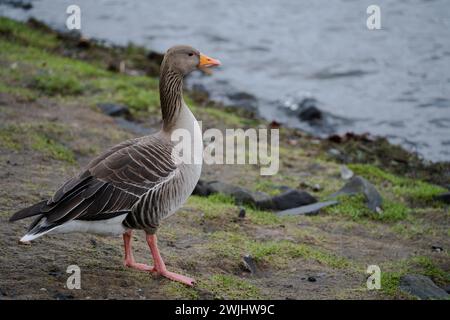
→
(250, 240, 350, 269)
(32, 72, 83, 96)
(0, 83, 38, 102)
(326, 194, 409, 221)
(349, 164, 446, 206)
(0, 17, 58, 50)
(200, 274, 261, 299)
(163, 282, 199, 299)
(0, 128, 21, 150)
(186, 194, 236, 221)
(0, 123, 76, 163)
(380, 255, 450, 297)
(31, 134, 75, 163)
(381, 271, 404, 297)
(208, 231, 350, 269)
(412, 256, 450, 285)
(246, 208, 282, 225)
(253, 180, 282, 196)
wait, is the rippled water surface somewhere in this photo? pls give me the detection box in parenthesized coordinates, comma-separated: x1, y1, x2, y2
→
(1, 0, 449, 161)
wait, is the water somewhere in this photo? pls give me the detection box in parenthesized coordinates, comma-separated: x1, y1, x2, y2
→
(1, 0, 449, 161)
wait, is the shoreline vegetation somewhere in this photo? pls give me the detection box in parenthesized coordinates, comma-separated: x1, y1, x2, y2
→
(0, 17, 449, 300)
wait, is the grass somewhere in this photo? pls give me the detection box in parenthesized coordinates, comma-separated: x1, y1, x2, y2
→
(200, 274, 261, 299)
(208, 231, 350, 269)
(0, 127, 21, 150)
(349, 164, 446, 206)
(0, 123, 75, 163)
(31, 134, 75, 163)
(1, 17, 449, 300)
(0, 17, 58, 50)
(380, 255, 450, 297)
(163, 282, 199, 299)
(32, 71, 83, 96)
(325, 194, 410, 222)
(188, 194, 286, 226)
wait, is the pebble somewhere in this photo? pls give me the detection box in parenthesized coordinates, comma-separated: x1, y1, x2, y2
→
(238, 207, 246, 218)
(340, 165, 354, 180)
(431, 245, 443, 253)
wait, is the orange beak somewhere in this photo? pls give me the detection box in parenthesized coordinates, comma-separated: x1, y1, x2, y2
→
(198, 53, 221, 68)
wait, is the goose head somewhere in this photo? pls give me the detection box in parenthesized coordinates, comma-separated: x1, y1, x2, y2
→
(163, 45, 221, 76)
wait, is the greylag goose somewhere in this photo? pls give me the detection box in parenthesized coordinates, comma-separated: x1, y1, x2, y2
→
(9, 45, 221, 286)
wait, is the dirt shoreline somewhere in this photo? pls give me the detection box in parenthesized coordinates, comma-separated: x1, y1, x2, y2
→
(0, 17, 449, 300)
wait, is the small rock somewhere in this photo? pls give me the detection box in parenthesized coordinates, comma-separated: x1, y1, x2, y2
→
(340, 165, 354, 180)
(90, 238, 97, 247)
(192, 180, 213, 197)
(399, 274, 449, 300)
(328, 148, 342, 158)
(40, 288, 47, 292)
(299, 181, 310, 189)
(299, 181, 320, 192)
(431, 245, 443, 253)
(227, 91, 258, 111)
(97, 103, 130, 117)
(269, 120, 281, 129)
(434, 192, 450, 204)
(242, 255, 258, 275)
(238, 207, 246, 218)
(257, 189, 317, 211)
(4, 0, 33, 10)
(307, 276, 317, 282)
(331, 176, 383, 213)
(251, 191, 272, 203)
(77, 37, 91, 49)
(328, 134, 343, 143)
(54, 292, 74, 300)
(277, 200, 338, 216)
(298, 106, 323, 122)
(207, 181, 257, 205)
(48, 269, 63, 277)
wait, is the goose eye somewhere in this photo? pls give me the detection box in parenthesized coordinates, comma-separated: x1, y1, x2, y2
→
(188, 53, 194, 57)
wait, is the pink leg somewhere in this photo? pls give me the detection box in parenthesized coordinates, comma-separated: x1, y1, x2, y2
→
(146, 233, 195, 286)
(123, 230, 154, 272)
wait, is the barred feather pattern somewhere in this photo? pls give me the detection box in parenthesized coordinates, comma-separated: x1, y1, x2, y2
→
(11, 53, 203, 238)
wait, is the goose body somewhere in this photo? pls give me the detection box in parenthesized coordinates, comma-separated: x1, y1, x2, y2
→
(10, 45, 221, 286)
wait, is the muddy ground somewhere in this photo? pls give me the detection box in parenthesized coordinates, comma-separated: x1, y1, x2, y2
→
(0, 17, 449, 300)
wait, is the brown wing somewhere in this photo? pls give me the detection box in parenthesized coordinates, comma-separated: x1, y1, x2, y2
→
(10, 135, 177, 235)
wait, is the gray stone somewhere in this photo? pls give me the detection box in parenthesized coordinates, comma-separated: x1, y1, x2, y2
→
(399, 274, 449, 300)
(97, 103, 130, 117)
(434, 192, 450, 204)
(299, 106, 323, 122)
(208, 181, 257, 205)
(257, 189, 317, 211)
(277, 200, 338, 216)
(242, 255, 258, 275)
(340, 165, 354, 180)
(331, 176, 383, 212)
(192, 179, 213, 197)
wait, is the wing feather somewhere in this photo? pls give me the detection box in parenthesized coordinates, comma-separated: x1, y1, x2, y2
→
(12, 135, 178, 236)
